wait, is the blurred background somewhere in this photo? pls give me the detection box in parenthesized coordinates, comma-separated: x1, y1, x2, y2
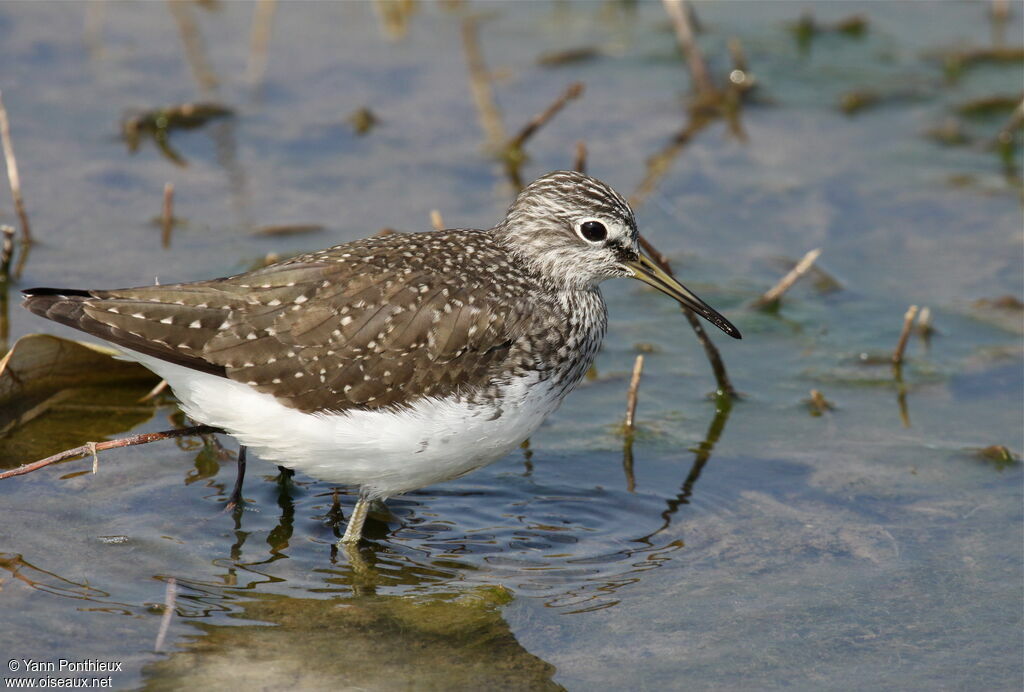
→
(0, 1, 1021, 689)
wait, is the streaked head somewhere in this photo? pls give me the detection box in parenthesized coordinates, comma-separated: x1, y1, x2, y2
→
(499, 170, 741, 339)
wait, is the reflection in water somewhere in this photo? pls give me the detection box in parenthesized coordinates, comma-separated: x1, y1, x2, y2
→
(141, 589, 561, 690)
(0, 553, 156, 617)
(207, 117, 252, 232)
(893, 364, 912, 428)
(642, 394, 734, 542)
(622, 436, 636, 492)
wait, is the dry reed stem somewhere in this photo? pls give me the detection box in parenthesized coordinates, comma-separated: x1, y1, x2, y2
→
(161, 182, 174, 248)
(0, 90, 32, 248)
(628, 117, 711, 209)
(154, 577, 177, 652)
(661, 0, 716, 97)
(430, 209, 444, 231)
(638, 236, 738, 398)
(624, 354, 645, 431)
(0, 425, 222, 480)
(461, 18, 506, 151)
(808, 389, 833, 415)
(574, 140, 587, 174)
(753, 248, 822, 308)
(892, 305, 919, 366)
(138, 379, 169, 403)
(246, 0, 277, 89)
(991, 0, 1010, 44)
(991, 0, 1010, 21)
(637, 234, 672, 269)
(166, 0, 218, 93)
(916, 306, 934, 338)
(507, 82, 584, 151)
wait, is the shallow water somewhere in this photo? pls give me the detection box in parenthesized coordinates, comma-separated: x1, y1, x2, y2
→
(0, 1, 1021, 689)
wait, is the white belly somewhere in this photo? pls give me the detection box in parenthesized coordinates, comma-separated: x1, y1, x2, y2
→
(122, 349, 565, 498)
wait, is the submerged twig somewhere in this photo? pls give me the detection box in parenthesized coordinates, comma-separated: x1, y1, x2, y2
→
(538, 47, 602, 68)
(622, 435, 636, 493)
(623, 355, 645, 432)
(892, 305, 919, 366)
(895, 375, 911, 428)
(753, 248, 822, 309)
(252, 224, 324, 237)
(0, 425, 223, 480)
(347, 107, 379, 136)
(161, 182, 174, 248)
(638, 235, 738, 398)
(430, 209, 445, 231)
(154, 577, 177, 652)
(0, 90, 32, 252)
(791, 11, 868, 53)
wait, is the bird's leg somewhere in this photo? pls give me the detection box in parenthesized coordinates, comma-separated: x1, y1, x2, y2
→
(340, 492, 371, 544)
(226, 445, 247, 509)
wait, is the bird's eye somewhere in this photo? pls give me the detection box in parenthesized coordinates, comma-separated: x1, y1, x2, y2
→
(579, 220, 608, 243)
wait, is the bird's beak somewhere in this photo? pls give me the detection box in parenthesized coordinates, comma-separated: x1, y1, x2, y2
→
(624, 253, 742, 339)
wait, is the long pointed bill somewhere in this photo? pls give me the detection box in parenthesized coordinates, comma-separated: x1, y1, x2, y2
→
(625, 253, 742, 339)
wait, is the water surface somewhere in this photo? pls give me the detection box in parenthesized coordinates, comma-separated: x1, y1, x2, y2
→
(0, 2, 1021, 689)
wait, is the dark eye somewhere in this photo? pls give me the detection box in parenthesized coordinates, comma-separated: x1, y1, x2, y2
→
(579, 220, 607, 243)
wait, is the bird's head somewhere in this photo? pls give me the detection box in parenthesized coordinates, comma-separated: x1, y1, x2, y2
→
(499, 170, 740, 339)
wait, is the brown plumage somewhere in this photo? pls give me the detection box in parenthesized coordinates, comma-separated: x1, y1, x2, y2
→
(22, 228, 585, 413)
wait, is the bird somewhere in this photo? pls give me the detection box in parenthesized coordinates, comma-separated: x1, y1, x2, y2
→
(22, 170, 740, 545)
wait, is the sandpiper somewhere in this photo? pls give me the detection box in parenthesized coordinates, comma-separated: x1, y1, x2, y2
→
(23, 171, 740, 544)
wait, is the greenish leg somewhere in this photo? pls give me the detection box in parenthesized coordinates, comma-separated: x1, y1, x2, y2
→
(340, 493, 370, 544)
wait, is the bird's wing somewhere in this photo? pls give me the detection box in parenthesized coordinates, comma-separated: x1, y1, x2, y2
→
(200, 257, 538, 412)
(25, 234, 541, 413)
